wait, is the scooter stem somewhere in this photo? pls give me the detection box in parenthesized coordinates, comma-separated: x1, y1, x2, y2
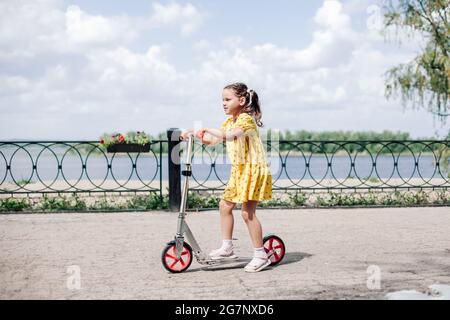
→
(175, 134, 194, 257)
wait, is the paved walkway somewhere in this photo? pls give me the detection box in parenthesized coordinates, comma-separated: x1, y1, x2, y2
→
(0, 207, 449, 299)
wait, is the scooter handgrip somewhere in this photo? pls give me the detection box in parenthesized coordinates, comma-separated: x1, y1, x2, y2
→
(181, 170, 192, 176)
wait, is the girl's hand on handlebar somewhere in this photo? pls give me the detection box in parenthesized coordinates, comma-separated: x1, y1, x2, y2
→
(195, 129, 206, 140)
(180, 129, 194, 140)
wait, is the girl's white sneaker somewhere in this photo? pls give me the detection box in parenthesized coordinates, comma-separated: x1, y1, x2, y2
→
(244, 257, 271, 273)
(208, 247, 237, 260)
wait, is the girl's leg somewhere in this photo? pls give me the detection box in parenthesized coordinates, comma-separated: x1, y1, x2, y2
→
(208, 199, 237, 259)
(219, 199, 236, 240)
(241, 200, 264, 248)
(242, 200, 270, 272)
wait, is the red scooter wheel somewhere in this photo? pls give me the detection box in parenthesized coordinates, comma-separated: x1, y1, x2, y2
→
(263, 235, 285, 266)
(161, 241, 193, 273)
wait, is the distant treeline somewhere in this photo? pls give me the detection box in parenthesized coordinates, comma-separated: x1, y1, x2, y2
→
(144, 129, 446, 155)
(264, 129, 445, 154)
(272, 129, 421, 142)
(24, 130, 445, 156)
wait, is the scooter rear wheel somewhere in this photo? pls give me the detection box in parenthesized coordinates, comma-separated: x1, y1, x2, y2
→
(263, 235, 285, 266)
(161, 241, 193, 273)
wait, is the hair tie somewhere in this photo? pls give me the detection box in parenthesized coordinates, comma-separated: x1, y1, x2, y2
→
(247, 89, 252, 106)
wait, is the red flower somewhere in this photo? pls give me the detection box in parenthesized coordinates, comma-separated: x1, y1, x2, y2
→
(119, 135, 125, 142)
(100, 139, 105, 144)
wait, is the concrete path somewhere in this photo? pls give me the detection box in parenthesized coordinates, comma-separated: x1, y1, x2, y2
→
(0, 207, 449, 299)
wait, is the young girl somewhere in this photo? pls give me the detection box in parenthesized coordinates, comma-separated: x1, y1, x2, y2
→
(182, 82, 273, 273)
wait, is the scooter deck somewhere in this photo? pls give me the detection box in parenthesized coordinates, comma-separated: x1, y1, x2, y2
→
(198, 256, 252, 270)
(196, 250, 275, 269)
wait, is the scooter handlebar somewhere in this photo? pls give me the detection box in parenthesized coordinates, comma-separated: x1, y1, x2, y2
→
(180, 129, 205, 141)
(180, 131, 194, 141)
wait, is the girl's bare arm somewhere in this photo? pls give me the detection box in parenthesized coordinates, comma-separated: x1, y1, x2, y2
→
(203, 128, 244, 145)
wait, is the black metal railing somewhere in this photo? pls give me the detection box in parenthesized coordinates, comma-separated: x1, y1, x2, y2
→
(0, 140, 164, 198)
(187, 139, 450, 192)
(1, 134, 449, 211)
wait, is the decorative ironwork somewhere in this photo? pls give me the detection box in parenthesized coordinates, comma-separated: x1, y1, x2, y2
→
(1, 139, 448, 201)
(0, 141, 163, 200)
(186, 140, 450, 192)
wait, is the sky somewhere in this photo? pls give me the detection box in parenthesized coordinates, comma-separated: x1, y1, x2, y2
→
(0, 0, 449, 140)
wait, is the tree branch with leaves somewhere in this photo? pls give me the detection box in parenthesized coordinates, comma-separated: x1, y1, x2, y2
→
(383, 0, 449, 120)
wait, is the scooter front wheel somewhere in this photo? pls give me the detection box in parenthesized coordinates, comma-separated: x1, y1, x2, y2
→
(263, 235, 285, 266)
(161, 241, 193, 273)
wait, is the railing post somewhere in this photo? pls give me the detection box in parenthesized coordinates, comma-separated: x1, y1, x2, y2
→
(167, 128, 181, 212)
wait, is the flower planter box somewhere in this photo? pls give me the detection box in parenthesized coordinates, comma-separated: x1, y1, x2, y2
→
(106, 143, 150, 153)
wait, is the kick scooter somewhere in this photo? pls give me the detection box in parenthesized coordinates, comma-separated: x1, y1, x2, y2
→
(161, 133, 286, 273)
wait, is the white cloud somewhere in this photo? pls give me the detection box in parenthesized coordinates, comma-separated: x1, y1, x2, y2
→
(0, 1, 206, 60)
(149, 2, 206, 36)
(0, 0, 65, 58)
(238, 1, 358, 72)
(293, 0, 357, 68)
(315, 0, 351, 29)
(65, 5, 138, 46)
(0, 0, 446, 140)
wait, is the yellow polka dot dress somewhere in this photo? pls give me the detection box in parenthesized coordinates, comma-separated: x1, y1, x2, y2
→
(221, 112, 272, 203)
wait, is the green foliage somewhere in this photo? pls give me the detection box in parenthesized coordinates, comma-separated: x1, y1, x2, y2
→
(17, 179, 33, 186)
(269, 129, 439, 155)
(383, 0, 449, 121)
(436, 189, 450, 204)
(99, 131, 151, 148)
(368, 177, 380, 183)
(1, 189, 448, 213)
(327, 192, 361, 206)
(0, 198, 32, 212)
(436, 140, 450, 175)
(126, 193, 168, 210)
(187, 192, 221, 209)
(39, 194, 87, 211)
(315, 195, 328, 207)
(258, 197, 291, 208)
(90, 197, 126, 211)
(311, 189, 438, 207)
(379, 190, 430, 206)
(288, 192, 308, 206)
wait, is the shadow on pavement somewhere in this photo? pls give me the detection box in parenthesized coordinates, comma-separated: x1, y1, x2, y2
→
(192, 251, 312, 272)
(282, 252, 313, 265)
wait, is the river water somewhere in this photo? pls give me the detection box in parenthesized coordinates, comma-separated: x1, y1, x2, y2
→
(1, 153, 447, 184)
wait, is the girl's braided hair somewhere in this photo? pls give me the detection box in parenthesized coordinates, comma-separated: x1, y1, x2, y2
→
(224, 82, 263, 127)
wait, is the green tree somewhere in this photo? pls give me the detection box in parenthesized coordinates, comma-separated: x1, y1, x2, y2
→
(383, 0, 449, 123)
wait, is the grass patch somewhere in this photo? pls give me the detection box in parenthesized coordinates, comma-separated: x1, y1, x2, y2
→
(0, 189, 448, 213)
(187, 192, 221, 209)
(39, 194, 87, 211)
(0, 198, 32, 212)
(17, 179, 34, 186)
(126, 193, 169, 210)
